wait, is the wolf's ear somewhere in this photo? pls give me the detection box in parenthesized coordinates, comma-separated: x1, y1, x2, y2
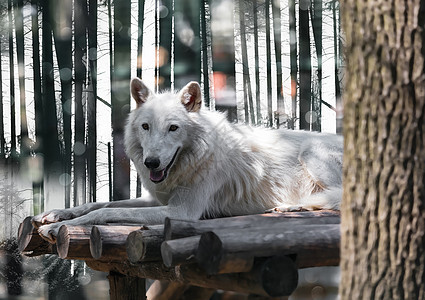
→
(179, 81, 202, 112)
(131, 78, 151, 107)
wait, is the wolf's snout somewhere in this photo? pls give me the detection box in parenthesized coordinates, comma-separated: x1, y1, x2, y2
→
(144, 157, 161, 170)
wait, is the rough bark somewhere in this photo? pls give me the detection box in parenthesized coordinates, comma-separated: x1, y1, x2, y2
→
(339, 0, 425, 299)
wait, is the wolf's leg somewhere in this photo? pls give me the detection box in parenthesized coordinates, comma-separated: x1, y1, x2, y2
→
(268, 187, 342, 212)
(38, 186, 208, 243)
(32, 194, 159, 228)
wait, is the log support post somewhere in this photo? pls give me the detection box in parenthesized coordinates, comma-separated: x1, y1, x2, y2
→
(108, 271, 146, 300)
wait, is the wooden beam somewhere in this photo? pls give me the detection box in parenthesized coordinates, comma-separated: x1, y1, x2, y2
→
(160, 235, 200, 267)
(125, 225, 164, 263)
(17, 216, 55, 256)
(165, 211, 340, 240)
(89, 225, 142, 260)
(86, 258, 298, 297)
(196, 224, 340, 274)
(56, 225, 92, 259)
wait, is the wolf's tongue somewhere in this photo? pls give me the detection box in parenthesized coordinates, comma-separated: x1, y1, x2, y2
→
(150, 169, 165, 182)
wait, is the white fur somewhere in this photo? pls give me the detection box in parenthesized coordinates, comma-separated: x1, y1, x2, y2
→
(34, 79, 343, 243)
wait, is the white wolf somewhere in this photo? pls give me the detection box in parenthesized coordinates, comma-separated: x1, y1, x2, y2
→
(34, 78, 343, 243)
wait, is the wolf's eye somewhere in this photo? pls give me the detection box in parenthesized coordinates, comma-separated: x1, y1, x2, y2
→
(169, 125, 179, 132)
(142, 123, 149, 130)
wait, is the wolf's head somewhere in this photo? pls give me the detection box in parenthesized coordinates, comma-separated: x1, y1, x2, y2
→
(125, 78, 202, 184)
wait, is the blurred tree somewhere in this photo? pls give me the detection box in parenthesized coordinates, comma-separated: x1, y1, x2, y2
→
(41, 0, 62, 201)
(74, 0, 87, 207)
(174, 0, 201, 88)
(200, 0, 211, 108)
(265, 0, 272, 127)
(8, 0, 16, 157)
(159, 0, 172, 90)
(14, 0, 29, 156)
(112, 0, 131, 200)
(87, 0, 98, 203)
(0, 29, 4, 158)
(340, 0, 425, 298)
(288, 0, 298, 129)
(238, 0, 254, 124)
(136, 0, 145, 198)
(253, 0, 261, 124)
(299, 1, 311, 131)
(333, 0, 342, 134)
(52, 0, 72, 208)
(31, 0, 43, 214)
(311, 0, 322, 132)
(272, 0, 283, 126)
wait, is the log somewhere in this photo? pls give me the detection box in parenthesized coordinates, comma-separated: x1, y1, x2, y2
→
(125, 225, 164, 263)
(86, 257, 298, 297)
(89, 225, 142, 260)
(18, 216, 55, 256)
(161, 235, 254, 273)
(196, 224, 340, 274)
(108, 271, 146, 300)
(165, 211, 340, 240)
(56, 225, 92, 259)
(160, 236, 200, 267)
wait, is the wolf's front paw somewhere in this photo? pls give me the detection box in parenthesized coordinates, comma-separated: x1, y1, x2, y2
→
(265, 205, 311, 213)
(38, 223, 62, 244)
(32, 209, 75, 229)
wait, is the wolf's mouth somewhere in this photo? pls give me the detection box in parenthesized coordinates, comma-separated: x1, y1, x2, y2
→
(150, 147, 180, 183)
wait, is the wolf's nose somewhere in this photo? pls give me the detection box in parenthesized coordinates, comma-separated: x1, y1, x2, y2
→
(144, 157, 160, 170)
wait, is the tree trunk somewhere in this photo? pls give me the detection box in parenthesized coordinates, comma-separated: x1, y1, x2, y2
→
(265, 0, 272, 127)
(339, 0, 425, 298)
(272, 0, 284, 127)
(136, 0, 144, 198)
(8, 0, 16, 157)
(112, 0, 131, 200)
(0, 29, 4, 158)
(173, 0, 201, 89)
(31, 0, 44, 215)
(74, 0, 87, 207)
(14, 0, 29, 156)
(41, 0, 62, 203)
(253, 0, 261, 125)
(288, 0, 298, 130)
(52, 0, 72, 208)
(87, 0, 98, 203)
(200, 0, 211, 108)
(159, 0, 172, 90)
(333, 0, 342, 134)
(310, 0, 322, 132)
(238, 0, 254, 125)
(299, 4, 311, 131)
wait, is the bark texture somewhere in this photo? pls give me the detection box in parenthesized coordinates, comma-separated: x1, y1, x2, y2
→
(340, 1, 425, 299)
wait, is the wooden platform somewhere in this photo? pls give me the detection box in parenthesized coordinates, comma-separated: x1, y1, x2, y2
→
(18, 210, 340, 299)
